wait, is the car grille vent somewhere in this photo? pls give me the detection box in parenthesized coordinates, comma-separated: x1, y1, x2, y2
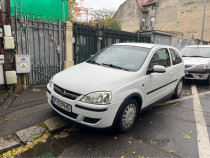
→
(54, 84, 81, 100)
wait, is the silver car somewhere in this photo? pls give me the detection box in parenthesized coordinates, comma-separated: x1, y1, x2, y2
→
(181, 45, 210, 84)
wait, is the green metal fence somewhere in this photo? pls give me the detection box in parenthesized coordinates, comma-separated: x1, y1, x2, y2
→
(73, 23, 151, 64)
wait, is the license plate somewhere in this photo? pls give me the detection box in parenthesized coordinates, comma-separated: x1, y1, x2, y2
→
(52, 96, 72, 112)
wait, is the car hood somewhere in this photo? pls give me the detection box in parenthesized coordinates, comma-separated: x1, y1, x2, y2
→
(53, 62, 138, 95)
(183, 57, 210, 67)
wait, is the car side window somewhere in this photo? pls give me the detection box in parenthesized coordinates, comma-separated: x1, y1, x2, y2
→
(170, 48, 182, 65)
(148, 48, 171, 70)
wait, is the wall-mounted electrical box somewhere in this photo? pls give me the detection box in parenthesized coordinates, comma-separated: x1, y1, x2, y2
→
(0, 55, 5, 85)
(5, 71, 17, 85)
(0, 28, 3, 37)
(4, 36, 15, 49)
(0, 55, 4, 64)
(15, 54, 31, 73)
(3, 25, 12, 36)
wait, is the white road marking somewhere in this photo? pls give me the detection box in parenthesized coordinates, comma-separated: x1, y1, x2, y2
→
(191, 85, 210, 158)
(157, 91, 210, 106)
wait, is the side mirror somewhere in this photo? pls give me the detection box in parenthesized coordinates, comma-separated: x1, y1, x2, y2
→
(153, 65, 166, 73)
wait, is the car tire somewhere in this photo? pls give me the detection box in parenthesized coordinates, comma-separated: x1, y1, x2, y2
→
(116, 99, 138, 132)
(173, 79, 183, 98)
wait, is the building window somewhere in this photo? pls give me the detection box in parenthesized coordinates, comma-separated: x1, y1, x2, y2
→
(142, 18, 146, 27)
(150, 17, 155, 27)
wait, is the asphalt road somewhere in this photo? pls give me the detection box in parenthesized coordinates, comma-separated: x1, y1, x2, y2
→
(17, 81, 210, 157)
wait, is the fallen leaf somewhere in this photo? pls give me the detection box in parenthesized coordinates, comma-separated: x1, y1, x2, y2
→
(190, 131, 192, 133)
(133, 151, 136, 154)
(114, 137, 117, 140)
(169, 150, 174, 153)
(187, 93, 190, 95)
(139, 119, 143, 121)
(200, 94, 205, 97)
(150, 122, 152, 124)
(173, 103, 178, 106)
(128, 141, 132, 144)
(185, 134, 190, 139)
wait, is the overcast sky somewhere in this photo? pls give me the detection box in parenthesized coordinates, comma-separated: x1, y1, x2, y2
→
(81, 0, 127, 11)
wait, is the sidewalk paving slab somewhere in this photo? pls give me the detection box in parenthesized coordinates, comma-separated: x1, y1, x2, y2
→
(0, 136, 20, 153)
(15, 125, 45, 144)
(44, 116, 71, 133)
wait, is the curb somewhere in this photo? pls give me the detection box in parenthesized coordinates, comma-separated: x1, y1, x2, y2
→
(0, 116, 71, 154)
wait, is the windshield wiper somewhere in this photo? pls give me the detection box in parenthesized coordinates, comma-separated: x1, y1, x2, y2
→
(183, 55, 208, 58)
(87, 60, 101, 65)
(101, 63, 130, 71)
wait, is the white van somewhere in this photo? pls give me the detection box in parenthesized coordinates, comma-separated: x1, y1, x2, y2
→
(46, 43, 184, 132)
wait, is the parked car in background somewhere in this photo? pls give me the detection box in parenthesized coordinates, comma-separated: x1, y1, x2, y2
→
(46, 43, 185, 132)
(181, 45, 210, 84)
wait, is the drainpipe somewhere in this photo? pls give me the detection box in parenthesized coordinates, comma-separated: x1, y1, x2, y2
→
(201, 0, 207, 45)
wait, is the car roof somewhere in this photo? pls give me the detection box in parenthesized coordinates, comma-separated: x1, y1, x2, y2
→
(184, 45, 210, 48)
(113, 43, 159, 49)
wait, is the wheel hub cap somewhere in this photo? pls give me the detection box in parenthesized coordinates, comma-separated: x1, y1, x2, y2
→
(122, 104, 137, 128)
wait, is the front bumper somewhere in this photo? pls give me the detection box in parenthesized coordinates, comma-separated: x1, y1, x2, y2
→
(46, 84, 122, 128)
(185, 69, 210, 80)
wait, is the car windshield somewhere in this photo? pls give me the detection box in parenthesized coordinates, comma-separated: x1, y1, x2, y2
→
(87, 45, 150, 71)
(181, 47, 210, 58)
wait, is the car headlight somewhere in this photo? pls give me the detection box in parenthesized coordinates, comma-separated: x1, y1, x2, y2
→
(194, 64, 208, 70)
(49, 77, 53, 88)
(80, 92, 112, 105)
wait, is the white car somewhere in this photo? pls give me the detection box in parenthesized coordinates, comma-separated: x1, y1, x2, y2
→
(46, 43, 184, 132)
(181, 45, 210, 84)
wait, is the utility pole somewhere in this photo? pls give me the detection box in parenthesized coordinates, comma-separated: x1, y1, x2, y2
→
(201, 0, 207, 45)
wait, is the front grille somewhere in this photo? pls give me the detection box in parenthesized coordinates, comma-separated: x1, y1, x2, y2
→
(54, 84, 81, 100)
(185, 74, 193, 78)
(51, 101, 78, 119)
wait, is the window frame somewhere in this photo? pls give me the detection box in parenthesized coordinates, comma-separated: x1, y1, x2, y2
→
(147, 48, 171, 74)
(169, 48, 182, 65)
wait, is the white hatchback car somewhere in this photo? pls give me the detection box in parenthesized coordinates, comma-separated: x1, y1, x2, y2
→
(46, 43, 184, 132)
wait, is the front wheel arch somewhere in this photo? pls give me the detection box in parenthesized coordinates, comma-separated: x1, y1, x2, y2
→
(112, 93, 142, 128)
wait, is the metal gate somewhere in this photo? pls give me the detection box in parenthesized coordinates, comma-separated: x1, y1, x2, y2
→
(16, 15, 65, 86)
(73, 23, 151, 64)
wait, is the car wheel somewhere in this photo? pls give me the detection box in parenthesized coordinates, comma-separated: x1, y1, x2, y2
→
(173, 79, 183, 98)
(116, 99, 138, 132)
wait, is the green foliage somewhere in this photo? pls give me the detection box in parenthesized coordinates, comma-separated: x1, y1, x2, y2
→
(100, 17, 121, 31)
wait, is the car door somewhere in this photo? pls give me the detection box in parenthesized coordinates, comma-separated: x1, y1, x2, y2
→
(169, 48, 183, 90)
(145, 47, 173, 106)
